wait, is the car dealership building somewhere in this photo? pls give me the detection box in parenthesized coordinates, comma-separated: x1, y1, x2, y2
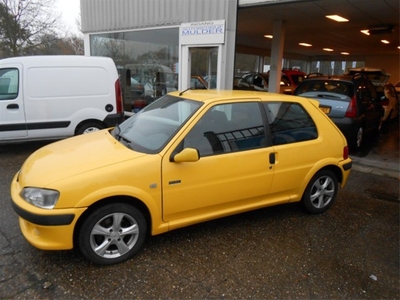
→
(80, 0, 399, 94)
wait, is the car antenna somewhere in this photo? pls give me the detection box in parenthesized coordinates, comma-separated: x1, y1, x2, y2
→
(179, 88, 192, 96)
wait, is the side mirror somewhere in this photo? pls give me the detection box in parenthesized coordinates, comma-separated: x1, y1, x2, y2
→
(172, 148, 200, 162)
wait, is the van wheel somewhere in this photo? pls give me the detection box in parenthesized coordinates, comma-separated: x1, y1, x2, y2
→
(78, 203, 147, 265)
(76, 121, 105, 135)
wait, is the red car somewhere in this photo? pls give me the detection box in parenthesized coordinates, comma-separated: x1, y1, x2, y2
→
(282, 69, 307, 88)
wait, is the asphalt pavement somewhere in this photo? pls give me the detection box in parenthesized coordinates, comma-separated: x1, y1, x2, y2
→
(0, 122, 398, 299)
(351, 121, 399, 179)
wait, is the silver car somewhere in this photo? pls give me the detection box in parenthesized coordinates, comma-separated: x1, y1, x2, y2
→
(294, 74, 384, 150)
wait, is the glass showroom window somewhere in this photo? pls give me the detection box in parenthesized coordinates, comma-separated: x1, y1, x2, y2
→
(234, 53, 260, 77)
(90, 27, 179, 103)
(310, 60, 365, 75)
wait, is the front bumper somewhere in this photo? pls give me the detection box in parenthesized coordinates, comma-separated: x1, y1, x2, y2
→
(11, 201, 75, 226)
(11, 176, 86, 250)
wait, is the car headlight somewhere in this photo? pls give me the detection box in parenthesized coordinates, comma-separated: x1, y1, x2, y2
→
(20, 188, 60, 209)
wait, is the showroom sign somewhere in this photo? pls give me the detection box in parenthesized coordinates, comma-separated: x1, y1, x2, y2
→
(180, 20, 225, 45)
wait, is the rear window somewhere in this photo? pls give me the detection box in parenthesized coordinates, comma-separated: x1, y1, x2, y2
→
(295, 80, 353, 97)
(264, 102, 317, 145)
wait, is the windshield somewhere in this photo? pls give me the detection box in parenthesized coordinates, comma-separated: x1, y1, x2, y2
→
(289, 74, 305, 85)
(113, 95, 202, 153)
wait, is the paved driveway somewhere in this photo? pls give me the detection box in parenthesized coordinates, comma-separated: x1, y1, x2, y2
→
(0, 138, 398, 299)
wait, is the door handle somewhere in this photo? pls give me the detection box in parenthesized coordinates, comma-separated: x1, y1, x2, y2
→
(269, 152, 276, 164)
(7, 104, 19, 109)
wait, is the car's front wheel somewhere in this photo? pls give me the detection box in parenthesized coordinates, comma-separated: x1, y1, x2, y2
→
(78, 203, 147, 265)
(302, 170, 338, 214)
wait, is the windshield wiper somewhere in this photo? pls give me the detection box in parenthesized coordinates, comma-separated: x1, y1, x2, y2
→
(315, 93, 342, 99)
(112, 124, 133, 149)
(119, 135, 133, 149)
(112, 124, 122, 140)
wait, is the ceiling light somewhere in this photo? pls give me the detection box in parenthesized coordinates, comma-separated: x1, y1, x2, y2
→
(323, 48, 334, 52)
(398, 46, 400, 50)
(341, 52, 350, 55)
(299, 43, 312, 47)
(361, 30, 370, 35)
(264, 35, 273, 39)
(381, 40, 390, 44)
(369, 24, 394, 34)
(326, 15, 349, 22)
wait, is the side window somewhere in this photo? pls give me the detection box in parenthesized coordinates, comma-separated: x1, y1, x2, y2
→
(264, 102, 317, 145)
(0, 68, 19, 100)
(183, 102, 265, 157)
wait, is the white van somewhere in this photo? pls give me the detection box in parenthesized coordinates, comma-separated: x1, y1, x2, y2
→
(0, 55, 124, 143)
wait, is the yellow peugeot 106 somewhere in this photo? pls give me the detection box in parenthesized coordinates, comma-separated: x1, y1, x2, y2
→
(11, 90, 352, 265)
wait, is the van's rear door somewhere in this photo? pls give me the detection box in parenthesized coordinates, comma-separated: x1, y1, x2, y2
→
(0, 63, 27, 140)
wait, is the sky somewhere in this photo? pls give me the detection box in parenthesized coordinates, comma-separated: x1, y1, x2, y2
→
(56, 0, 81, 35)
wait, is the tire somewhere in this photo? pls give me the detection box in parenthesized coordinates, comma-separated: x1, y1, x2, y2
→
(78, 203, 147, 265)
(76, 121, 105, 135)
(352, 126, 363, 150)
(302, 170, 338, 214)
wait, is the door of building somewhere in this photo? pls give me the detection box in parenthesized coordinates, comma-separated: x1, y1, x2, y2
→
(180, 45, 221, 91)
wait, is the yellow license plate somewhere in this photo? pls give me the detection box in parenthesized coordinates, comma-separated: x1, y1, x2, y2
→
(319, 106, 331, 114)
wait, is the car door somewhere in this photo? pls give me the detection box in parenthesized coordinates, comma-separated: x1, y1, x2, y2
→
(357, 78, 382, 132)
(161, 101, 275, 226)
(264, 101, 320, 200)
(0, 64, 27, 140)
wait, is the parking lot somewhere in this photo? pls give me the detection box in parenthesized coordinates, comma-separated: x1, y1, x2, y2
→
(0, 123, 398, 299)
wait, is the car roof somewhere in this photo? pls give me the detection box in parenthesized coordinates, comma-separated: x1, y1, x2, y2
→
(282, 69, 306, 75)
(302, 75, 355, 83)
(168, 89, 305, 103)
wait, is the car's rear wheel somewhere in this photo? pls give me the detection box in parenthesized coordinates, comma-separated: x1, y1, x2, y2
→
(78, 203, 147, 265)
(302, 170, 338, 214)
(355, 126, 363, 149)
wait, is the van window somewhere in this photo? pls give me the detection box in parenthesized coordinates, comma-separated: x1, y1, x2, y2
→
(0, 68, 19, 100)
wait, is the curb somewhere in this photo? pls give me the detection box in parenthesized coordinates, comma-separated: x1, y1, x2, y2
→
(350, 156, 400, 180)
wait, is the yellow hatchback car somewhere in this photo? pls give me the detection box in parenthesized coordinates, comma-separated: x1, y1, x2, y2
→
(11, 90, 352, 265)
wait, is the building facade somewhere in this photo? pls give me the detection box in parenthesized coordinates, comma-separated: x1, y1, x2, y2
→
(81, 0, 239, 95)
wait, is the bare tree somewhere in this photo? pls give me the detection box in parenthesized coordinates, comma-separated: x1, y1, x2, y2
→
(0, 0, 61, 57)
(64, 35, 84, 55)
